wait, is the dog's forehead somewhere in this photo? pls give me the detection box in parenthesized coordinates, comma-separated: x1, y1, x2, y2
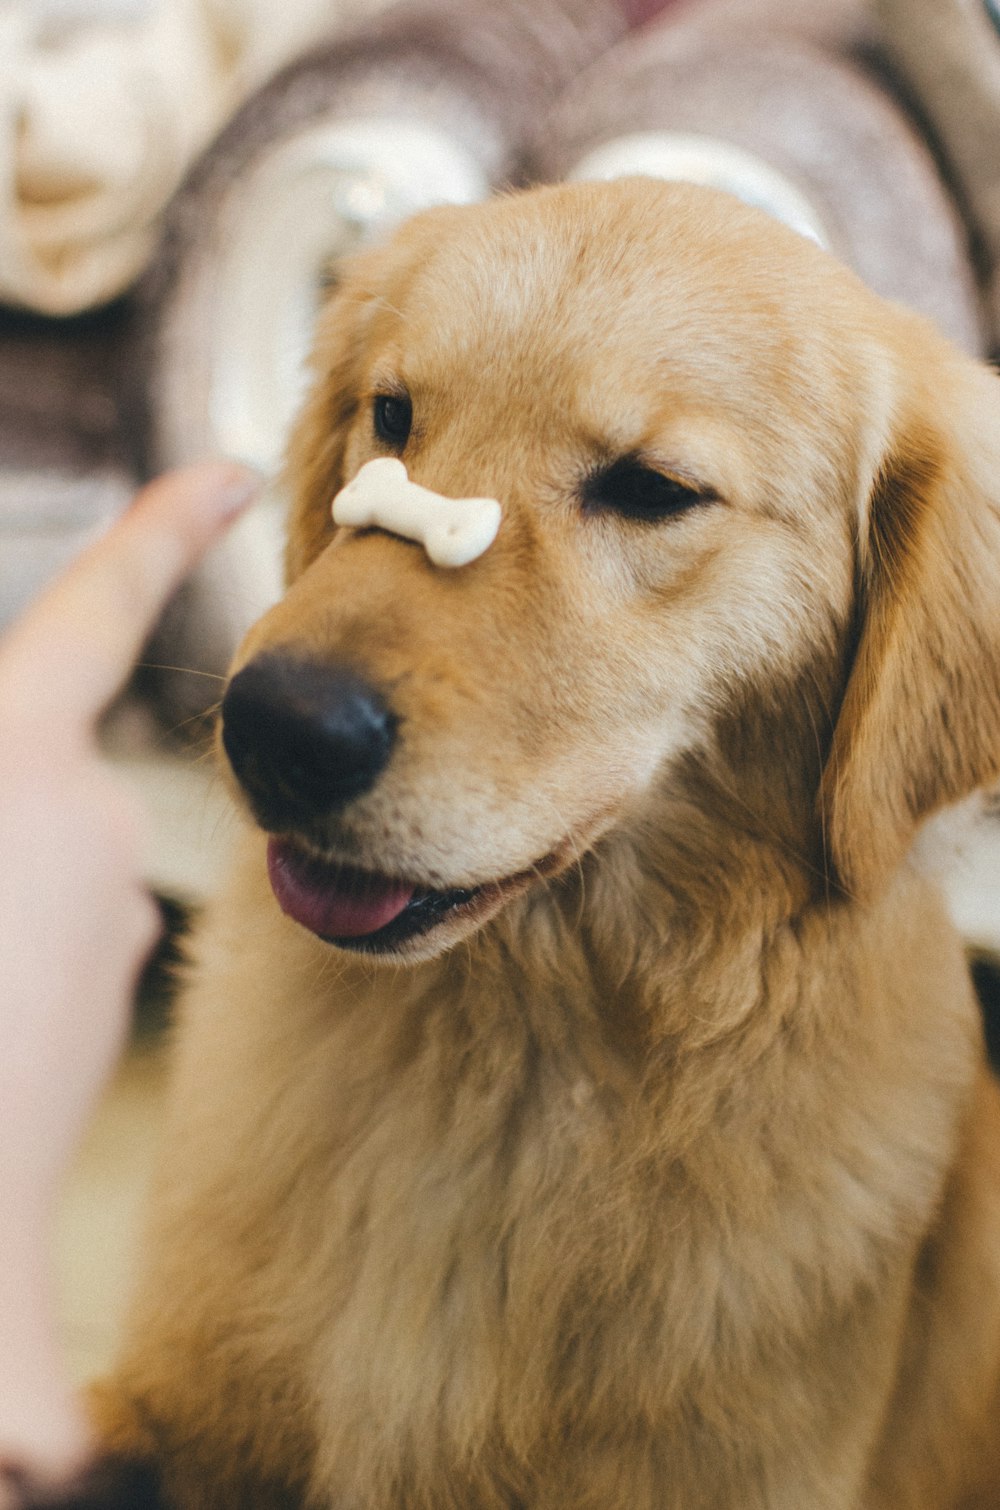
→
(377, 183, 861, 427)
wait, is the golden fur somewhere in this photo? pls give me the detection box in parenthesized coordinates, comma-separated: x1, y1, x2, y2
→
(92, 181, 1000, 1508)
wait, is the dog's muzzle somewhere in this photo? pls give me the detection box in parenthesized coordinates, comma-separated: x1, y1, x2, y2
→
(219, 651, 557, 955)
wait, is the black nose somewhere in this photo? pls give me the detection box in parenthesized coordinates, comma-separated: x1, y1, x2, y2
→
(220, 654, 397, 828)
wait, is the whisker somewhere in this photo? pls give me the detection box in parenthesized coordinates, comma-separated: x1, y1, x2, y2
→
(137, 662, 229, 682)
(532, 792, 591, 932)
(161, 702, 224, 744)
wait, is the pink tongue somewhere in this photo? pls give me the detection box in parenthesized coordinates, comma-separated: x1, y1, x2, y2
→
(267, 838, 416, 939)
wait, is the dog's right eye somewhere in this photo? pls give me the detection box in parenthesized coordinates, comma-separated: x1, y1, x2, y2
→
(373, 393, 413, 448)
(583, 457, 711, 522)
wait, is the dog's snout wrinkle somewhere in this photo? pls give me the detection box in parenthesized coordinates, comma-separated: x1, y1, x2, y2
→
(221, 654, 397, 829)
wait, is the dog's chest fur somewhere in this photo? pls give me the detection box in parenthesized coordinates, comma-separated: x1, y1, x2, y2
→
(156, 844, 977, 1509)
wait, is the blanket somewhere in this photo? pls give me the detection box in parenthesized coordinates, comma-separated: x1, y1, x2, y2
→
(0, 0, 387, 314)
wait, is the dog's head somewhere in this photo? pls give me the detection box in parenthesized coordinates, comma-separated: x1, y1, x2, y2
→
(219, 180, 1000, 962)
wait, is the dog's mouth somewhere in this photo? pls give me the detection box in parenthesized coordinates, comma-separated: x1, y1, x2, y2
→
(266, 837, 529, 954)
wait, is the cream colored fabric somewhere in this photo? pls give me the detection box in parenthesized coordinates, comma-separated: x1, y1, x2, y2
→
(0, 0, 385, 314)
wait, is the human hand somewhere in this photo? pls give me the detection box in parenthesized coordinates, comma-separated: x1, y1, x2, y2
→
(0, 462, 259, 1505)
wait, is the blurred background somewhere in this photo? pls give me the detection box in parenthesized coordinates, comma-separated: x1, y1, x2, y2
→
(2, 0, 999, 1383)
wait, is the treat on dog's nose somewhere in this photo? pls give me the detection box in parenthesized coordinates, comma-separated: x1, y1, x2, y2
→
(332, 458, 501, 568)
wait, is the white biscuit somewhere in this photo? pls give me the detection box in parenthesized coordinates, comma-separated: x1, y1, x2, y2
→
(332, 458, 501, 568)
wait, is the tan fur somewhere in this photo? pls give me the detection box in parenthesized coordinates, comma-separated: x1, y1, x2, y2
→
(96, 182, 1000, 1508)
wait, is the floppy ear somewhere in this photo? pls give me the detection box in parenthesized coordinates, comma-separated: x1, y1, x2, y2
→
(820, 350, 1000, 900)
(282, 203, 472, 583)
(282, 267, 382, 583)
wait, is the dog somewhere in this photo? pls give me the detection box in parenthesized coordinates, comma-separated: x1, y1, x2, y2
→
(73, 179, 1000, 1509)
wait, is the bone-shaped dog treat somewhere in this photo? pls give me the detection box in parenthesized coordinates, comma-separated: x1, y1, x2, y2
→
(331, 458, 501, 568)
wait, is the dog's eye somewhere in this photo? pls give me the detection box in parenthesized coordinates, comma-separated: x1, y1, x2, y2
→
(583, 458, 710, 522)
(373, 393, 413, 448)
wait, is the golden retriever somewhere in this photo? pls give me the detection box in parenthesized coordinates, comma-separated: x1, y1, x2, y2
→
(76, 179, 1000, 1509)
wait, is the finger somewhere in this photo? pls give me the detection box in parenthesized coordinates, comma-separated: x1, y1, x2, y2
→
(0, 1370, 92, 1508)
(0, 462, 261, 727)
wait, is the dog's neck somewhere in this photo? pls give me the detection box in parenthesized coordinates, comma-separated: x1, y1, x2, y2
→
(441, 663, 845, 1073)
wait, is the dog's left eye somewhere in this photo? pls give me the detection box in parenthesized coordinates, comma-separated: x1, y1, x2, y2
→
(582, 458, 710, 522)
(373, 393, 413, 448)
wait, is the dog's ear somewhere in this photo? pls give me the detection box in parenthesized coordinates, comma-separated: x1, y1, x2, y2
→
(820, 347, 1000, 900)
(282, 262, 385, 583)
(282, 203, 471, 584)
